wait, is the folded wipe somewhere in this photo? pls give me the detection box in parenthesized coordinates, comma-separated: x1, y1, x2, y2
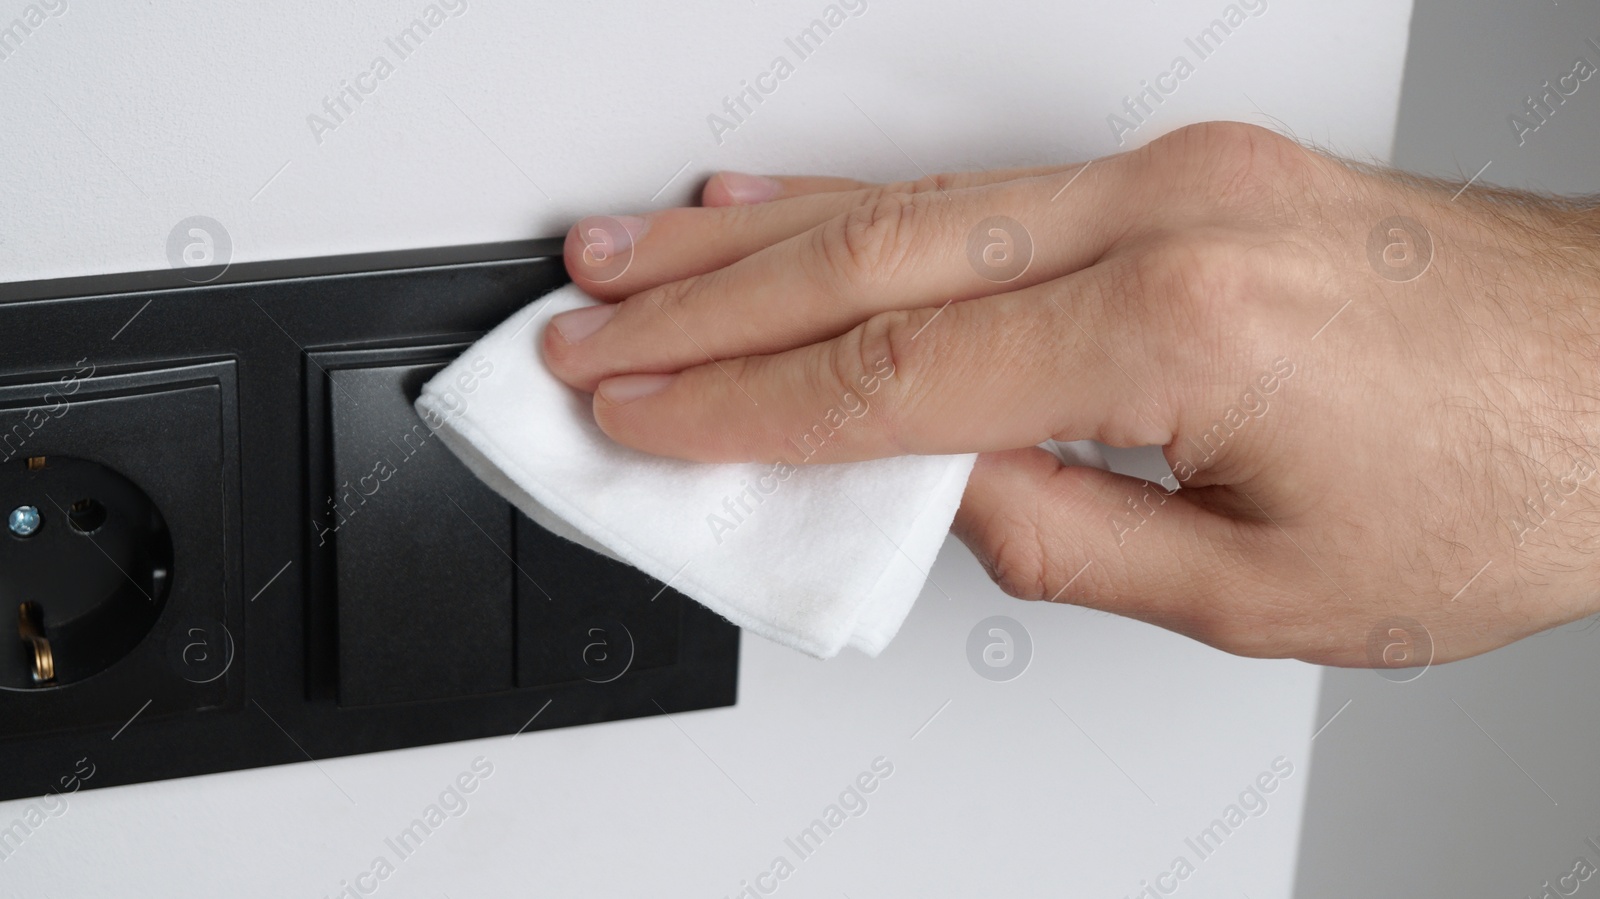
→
(417, 284, 1126, 658)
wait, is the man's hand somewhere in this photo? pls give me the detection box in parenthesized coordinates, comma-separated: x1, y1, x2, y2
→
(541, 121, 1600, 667)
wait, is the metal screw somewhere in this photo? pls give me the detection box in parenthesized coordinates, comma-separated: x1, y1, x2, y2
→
(8, 505, 41, 537)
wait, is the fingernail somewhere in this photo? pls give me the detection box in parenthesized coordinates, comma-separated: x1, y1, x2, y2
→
(574, 214, 648, 256)
(599, 373, 674, 404)
(716, 172, 782, 205)
(551, 303, 619, 344)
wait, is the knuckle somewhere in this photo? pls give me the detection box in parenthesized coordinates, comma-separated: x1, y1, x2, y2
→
(701, 200, 764, 244)
(638, 271, 702, 320)
(1140, 121, 1309, 207)
(814, 192, 923, 291)
(986, 536, 1053, 602)
(1145, 121, 1288, 171)
(975, 494, 1106, 605)
(973, 516, 1057, 602)
(1152, 120, 1282, 155)
(838, 309, 926, 454)
(911, 171, 965, 195)
(880, 171, 963, 197)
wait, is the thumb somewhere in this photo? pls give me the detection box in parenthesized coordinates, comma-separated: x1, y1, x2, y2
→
(952, 447, 1247, 644)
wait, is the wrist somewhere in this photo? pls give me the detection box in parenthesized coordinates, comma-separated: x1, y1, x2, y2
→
(1515, 202, 1600, 627)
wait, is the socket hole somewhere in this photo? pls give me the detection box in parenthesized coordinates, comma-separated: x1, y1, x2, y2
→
(2, 457, 172, 690)
(68, 499, 107, 534)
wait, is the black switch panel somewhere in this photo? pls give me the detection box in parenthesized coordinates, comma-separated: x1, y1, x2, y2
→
(513, 519, 684, 689)
(0, 240, 740, 802)
(323, 356, 516, 707)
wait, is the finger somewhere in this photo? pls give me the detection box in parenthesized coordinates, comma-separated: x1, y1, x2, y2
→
(699, 165, 1079, 207)
(953, 448, 1243, 641)
(549, 162, 1132, 392)
(701, 172, 866, 206)
(566, 163, 1092, 300)
(585, 273, 1178, 464)
(564, 191, 868, 300)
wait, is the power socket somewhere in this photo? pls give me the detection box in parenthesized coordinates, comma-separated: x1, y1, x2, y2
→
(0, 360, 240, 745)
(4, 454, 174, 689)
(0, 241, 740, 801)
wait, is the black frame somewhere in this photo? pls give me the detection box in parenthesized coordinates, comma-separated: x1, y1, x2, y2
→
(0, 240, 740, 802)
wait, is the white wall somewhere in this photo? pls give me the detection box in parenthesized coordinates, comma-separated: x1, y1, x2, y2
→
(0, 2, 1411, 896)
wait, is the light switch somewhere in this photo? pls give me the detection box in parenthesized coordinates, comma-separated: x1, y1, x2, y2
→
(328, 362, 514, 707)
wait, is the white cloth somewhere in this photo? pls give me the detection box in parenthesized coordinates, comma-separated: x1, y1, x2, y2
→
(415, 285, 1128, 658)
(415, 284, 978, 659)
